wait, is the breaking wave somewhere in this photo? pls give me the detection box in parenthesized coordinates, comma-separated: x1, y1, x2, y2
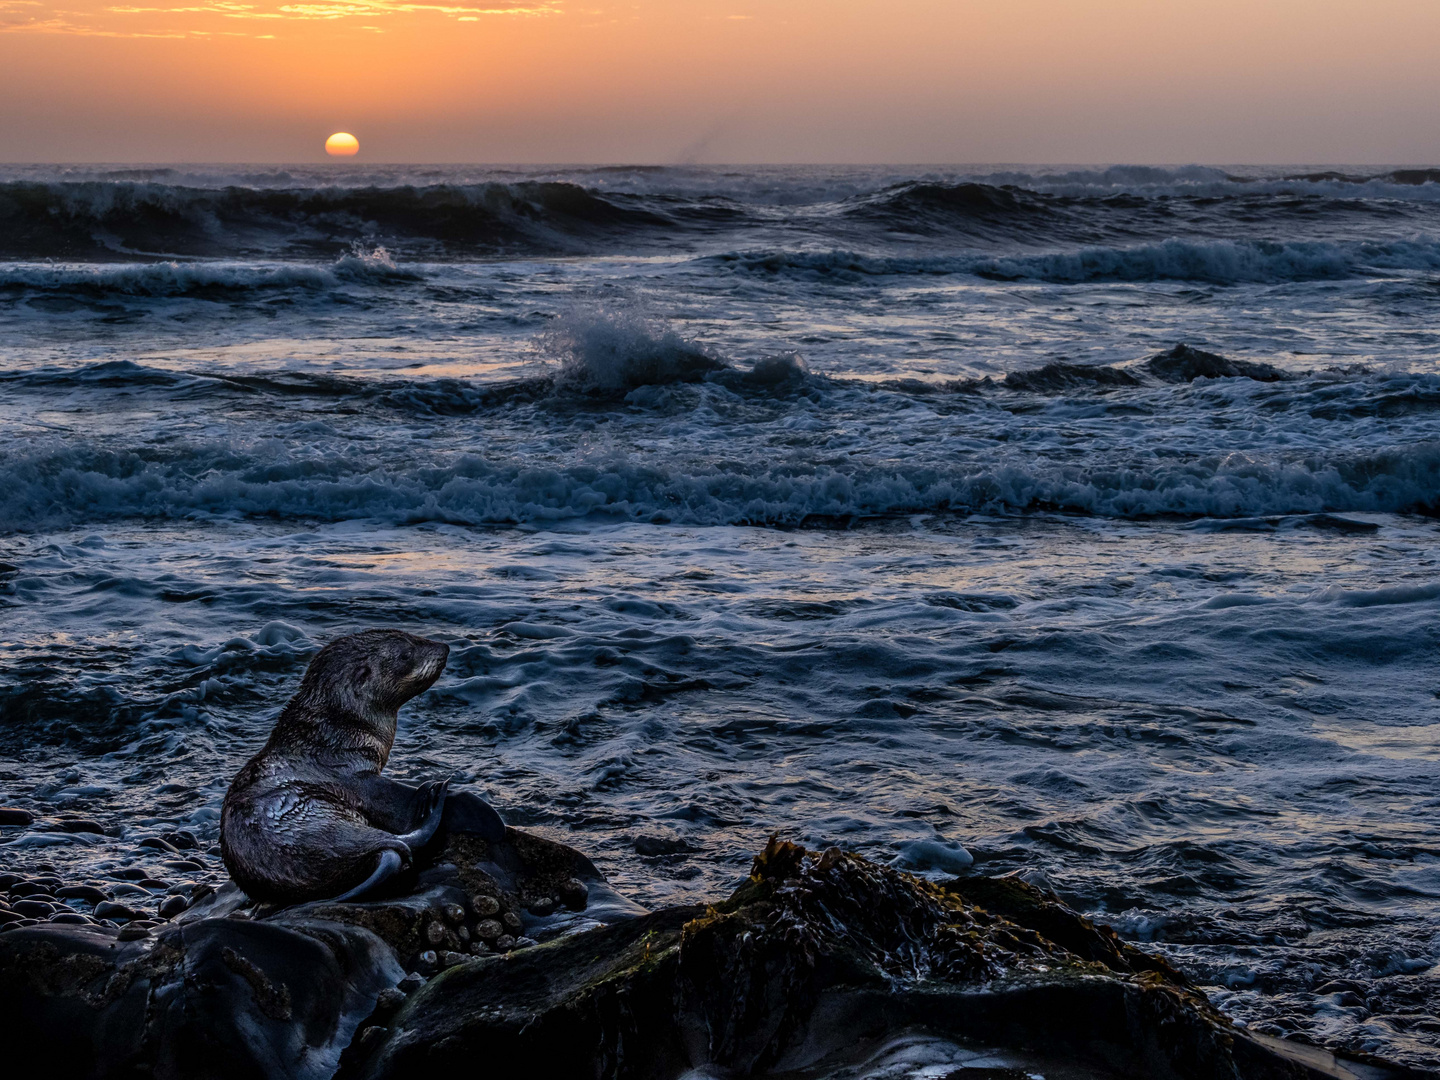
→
(0, 247, 418, 299)
(713, 237, 1440, 285)
(0, 180, 669, 260)
(3, 432, 1437, 533)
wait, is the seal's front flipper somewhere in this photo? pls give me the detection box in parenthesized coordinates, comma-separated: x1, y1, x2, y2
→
(333, 848, 406, 902)
(396, 779, 448, 849)
(440, 790, 506, 842)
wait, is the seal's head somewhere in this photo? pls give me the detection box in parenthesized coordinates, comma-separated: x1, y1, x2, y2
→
(297, 629, 449, 729)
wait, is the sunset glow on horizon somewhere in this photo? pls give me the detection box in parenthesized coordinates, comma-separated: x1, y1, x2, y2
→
(4, 0, 1440, 163)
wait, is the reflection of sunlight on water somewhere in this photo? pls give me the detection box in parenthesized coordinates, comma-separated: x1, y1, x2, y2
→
(1311, 719, 1440, 761)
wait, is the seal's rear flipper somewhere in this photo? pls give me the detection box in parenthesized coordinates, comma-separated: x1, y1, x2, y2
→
(439, 790, 506, 842)
(333, 848, 405, 902)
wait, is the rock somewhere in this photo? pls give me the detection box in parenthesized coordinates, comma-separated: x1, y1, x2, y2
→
(526, 897, 556, 917)
(9, 881, 53, 898)
(632, 833, 699, 858)
(0, 808, 34, 827)
(441, 903, 465, 925)
(0, 911, 22, 926)
(1143, 343, 1286, 383)
(93, 901, 144, 922)
(501, 912, 522, 934)
(47, 912, 91, 925)
(55, 885, 109, 905)
(12, 900, 56, 919)
(158, 895, 189, 919)
(0, 914, 403, 1079)
(165, 859, 207, 872)
(468, 941, 491, 956)
(136, 836, 179, 853)
(424, 922, 446, 946)
(0, 874, 20, 889)
(340, 838, 1405, 1080)
(470, 895, 500, 917)
(7, 827, 1395, 1080)
(162, 830, 200, 850)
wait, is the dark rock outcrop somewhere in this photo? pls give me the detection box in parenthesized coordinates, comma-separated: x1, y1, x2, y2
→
(0, 835, 1416, 1080)
(1143, 344, 1286, 383)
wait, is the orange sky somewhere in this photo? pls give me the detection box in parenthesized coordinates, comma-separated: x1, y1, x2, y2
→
(4, 1, 1440, 163)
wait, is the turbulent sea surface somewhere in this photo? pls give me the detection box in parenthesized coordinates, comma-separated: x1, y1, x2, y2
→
(2, 163, 1440, 1071)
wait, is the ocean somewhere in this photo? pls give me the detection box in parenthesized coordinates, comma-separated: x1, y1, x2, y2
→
(1, 163, 1438, 1070)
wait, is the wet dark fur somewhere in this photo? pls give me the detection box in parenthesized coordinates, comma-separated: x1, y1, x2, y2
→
(221, 630, 451, 903)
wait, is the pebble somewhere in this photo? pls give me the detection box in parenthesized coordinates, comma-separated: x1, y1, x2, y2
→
(475, 919, 503, 941)
(48, 912, 91, 925)
(397, 972, 426, 994)
(494, 934, 515, 951)
(137, 836, 179, 853)
(139, 879, 172, 891)
(425, 922, 447, 946)
(501, 912, 522, 934)
(55, 819, 106, 834)
(526, 897, 556, 917)
(559, 878, 589, 911)
(158, 895, 189, 919)
(56, 885, 109, 905)
(12, 900, 56, 918)
(513, 937, 538, 949)
(416, 950, 438, 972)
(0, 874, 19, 890)
(9, 881, 54, 898)
(110, 884, 150, 898)
(442, 903, 465, 925)
(470, 895, 501, 917)
(0, 911, 22, 926)
(457, 926, 470, 942)
(374, 988, 407, 1012)
(162, 831, 200, 850)
(0, 809, 34, 827)
(438, 950, 467, 969)
(164, 861, 206, 872)
(468, 941, 492, 956)
(111, 868, 149, 881)
(356, 1026, 386, 1050)
(95, 901, 145, 922)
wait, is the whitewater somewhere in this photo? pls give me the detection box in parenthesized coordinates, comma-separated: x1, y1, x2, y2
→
(1, 163, 1438, 1072)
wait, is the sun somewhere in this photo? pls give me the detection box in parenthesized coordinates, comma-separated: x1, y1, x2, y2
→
(325, 132, 360, 157)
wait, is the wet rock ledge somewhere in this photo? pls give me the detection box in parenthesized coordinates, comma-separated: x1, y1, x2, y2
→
(0, 832, 1417, 1080)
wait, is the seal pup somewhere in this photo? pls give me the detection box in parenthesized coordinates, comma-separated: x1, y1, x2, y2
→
(221, 629, 499, 904)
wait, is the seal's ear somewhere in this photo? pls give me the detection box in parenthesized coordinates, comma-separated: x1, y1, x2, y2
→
(354, 663, 373, 686)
